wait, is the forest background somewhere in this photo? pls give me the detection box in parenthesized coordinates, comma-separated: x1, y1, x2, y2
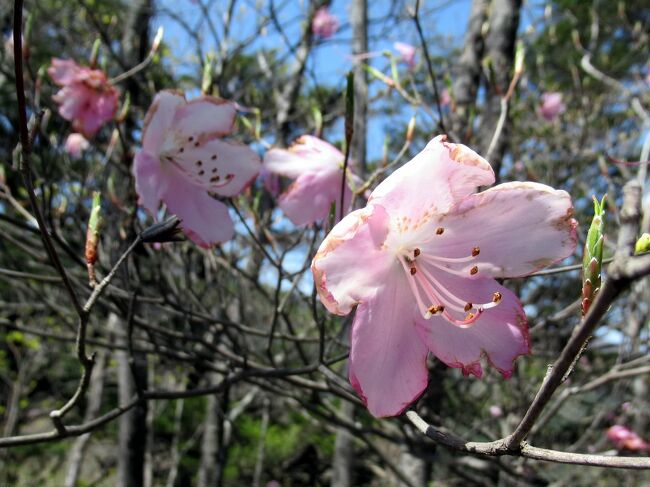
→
(1, 0, 650, 485)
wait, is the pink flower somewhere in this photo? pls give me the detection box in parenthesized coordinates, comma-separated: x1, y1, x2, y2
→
(132, 91, 261, 247)
(538, 92, 565, 121)
(64, 133, 90, 159)
(312, 7, 339, 39)
(311, 135, 577, 417)
(48, 58, 119, 138)
(394, 42, 416, 69)
(607, 425, 650, 452)
(263, 135, 352, 226)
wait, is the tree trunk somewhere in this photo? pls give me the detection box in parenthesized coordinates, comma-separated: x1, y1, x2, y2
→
(330, 400, 355, 487)
(478, 0, 521, 178)
(64, 350, 107, 487)
(451, 0, 489, 140)
(116, 312, 148, 487)
(351, 0, 368, 175)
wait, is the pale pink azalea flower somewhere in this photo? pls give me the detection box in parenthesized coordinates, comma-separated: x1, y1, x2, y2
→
(538, 92, 565, 121)
(311, 135, 577, 417)
(263, 135, 352, 226)
(312, 7, 339, 39)
(132, 90, 261, 247)
(606, 425, 650, 452)
(48, 58, 119, 138)
(394, 42, 416, 69)
(64, 133, 90, 159)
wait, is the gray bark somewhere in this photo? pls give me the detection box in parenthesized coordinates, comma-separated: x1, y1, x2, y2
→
(64, 350, 107, 487)
(351, 0, 368, 175)
(451, 0, 489, 140)
(478, 0, 521, 178)
(330, 400, 355, 487)
(116, 313, 148, 487)
(198, 393, 220, 487)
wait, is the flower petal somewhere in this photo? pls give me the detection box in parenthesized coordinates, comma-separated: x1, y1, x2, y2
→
(312, 203, 396, 315)
(369, 135, 495, 218)
(48, 58, 83, 85)
(278, 169, 351, 226)
(417, 279, 529, 378)
(263, 135, 342, 178)
(172, 96, 236, 140)
(142, 90, 185, 153)
(349, 280, 429, 417)
(432, 181, 577, 278)
(161, 175, 234, 247)
(132, 150, 168, 215)
(173, 139, 261, 197)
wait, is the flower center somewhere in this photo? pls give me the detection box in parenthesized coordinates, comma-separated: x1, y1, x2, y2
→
(397, 227, 502, 327)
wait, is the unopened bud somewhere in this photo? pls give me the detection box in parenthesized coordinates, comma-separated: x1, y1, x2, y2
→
(85, 192, 103, 285)
(405, 116, 416, 143)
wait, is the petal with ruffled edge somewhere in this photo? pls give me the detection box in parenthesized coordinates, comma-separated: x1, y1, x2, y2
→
(160, 175, 234, 247)
(132, 150, 169, 215)
(312, 204, 395, 315)
(48, 58, 83, 85)
(171, 139, 261, 197)
(416, 277, 529, 378)
(278, 169, 351, 226)
(172, 96, 236, 142)
(430, 181, 577, 279)
(142, 91, 185, 153)
(349, 279, 429, 417)
(369, 135, 495, 219)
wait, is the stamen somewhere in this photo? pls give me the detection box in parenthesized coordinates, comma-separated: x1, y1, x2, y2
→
(470, 266, 478, 275)
(472, 247, 480, 257)
(436, 227, 445, 235)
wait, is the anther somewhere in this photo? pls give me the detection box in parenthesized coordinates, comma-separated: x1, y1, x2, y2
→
(194, 141, 200, 147)
(464, 302, 473, 312)
(212, 168, 217, 173)
(428, 305, 444, 315)
(436, 227, 445, 235)
(198, 170, 205, 176)
(188, 136, 194, 142)
(179, 148, 184, 153)
(413, 248, 421, 257)
(211, 154, 217, 160)
(470, 266, 478, 275)
(472, 247, 480, 257)
(210, 176, 219, 183)
(492, 291, 502, 303)
(410, 266, 417, 276)
(196, 160, 202, 166)
(465, 312, 475, 321)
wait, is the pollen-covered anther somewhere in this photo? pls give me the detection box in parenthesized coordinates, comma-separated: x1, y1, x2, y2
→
(492, 291, 502, 303)
(427, 304, 444, 315)
(465, 312, 475, 321)
(464, 302, 473, 312)
(436, 227, 445, 235)
(471, 246, 480, 257)
(413, 248, 421, 257)
(470, 265, 478, 275)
